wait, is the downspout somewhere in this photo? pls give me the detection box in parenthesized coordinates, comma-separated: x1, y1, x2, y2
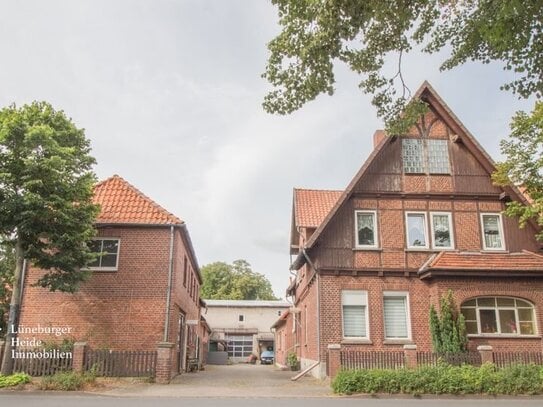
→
(19, 259, 27, 303)
(163, 225, 175, 342)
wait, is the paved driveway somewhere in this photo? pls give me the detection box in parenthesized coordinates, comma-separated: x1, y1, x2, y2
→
(103, 364, 333, 398)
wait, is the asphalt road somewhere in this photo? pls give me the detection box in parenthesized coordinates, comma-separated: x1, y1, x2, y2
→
(1, 394, 543, 407)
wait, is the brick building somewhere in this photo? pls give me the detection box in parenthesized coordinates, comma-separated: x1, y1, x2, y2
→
(278, 82, 543, 378)
(17, 175, 205, 376)
(204, 299, 290, 363)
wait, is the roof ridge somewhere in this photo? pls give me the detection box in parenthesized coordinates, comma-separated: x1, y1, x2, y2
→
(94, 174, 183, 225)
(111, 175, 181, 223)
(294, 188, 343, 193)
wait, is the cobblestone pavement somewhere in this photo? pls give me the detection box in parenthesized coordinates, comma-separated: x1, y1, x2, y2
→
(101, 363, 333, 398)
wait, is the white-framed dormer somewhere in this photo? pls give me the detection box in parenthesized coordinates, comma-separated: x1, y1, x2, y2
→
(405, 211, 429, 250)
(354, 210, 379, 249)
(480, 213, 506, 251)
(429, 212, 455, 250)
(88, 237, 121, 271)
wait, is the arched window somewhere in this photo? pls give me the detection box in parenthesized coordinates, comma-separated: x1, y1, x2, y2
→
(460, 297, 536, 336)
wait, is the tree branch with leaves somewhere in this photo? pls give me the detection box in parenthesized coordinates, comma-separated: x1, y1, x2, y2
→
(0, 101, 99, 374)
(263, 0, 543, 134)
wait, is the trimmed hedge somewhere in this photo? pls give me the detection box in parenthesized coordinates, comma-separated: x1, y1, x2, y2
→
(332, 363, 543, 395)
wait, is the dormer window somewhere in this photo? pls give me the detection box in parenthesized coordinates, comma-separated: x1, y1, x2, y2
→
(481, 213, 505, 250)
(402, 139, 450, 174)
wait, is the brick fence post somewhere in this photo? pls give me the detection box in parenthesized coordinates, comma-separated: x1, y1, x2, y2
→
(327, 344, 341, 378)
(156, 342, 175, 384)
(403, 344, 418, 368)
(477, 345, 493, 364)
(72, 342, 87, 373)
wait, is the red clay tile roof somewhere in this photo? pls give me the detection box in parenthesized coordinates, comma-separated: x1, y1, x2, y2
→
(421, 250, 543, 272)
(294, 189, 342, 228)
(93, 175, 182, 225)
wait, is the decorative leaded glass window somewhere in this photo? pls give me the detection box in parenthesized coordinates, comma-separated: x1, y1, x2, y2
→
(402, 139, 450, 174)
(428, 140, 450, 173)
(402, 139, 424, 173)
(355, 210, 378, 248)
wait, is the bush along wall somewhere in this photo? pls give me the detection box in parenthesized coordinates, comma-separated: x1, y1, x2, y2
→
(332, 363, 543, 396)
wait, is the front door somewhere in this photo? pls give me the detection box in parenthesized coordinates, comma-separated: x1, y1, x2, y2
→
(177, 311, 186, 373)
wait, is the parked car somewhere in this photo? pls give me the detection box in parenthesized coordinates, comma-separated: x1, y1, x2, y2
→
(260, 350, 274, 364)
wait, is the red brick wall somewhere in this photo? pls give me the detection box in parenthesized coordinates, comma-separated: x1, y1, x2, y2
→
(295, 275, 319, 364)
(274, 314, 294, 367)
(19, 225, 201, 354)
(432, 278, 543, 352)
(288, 108, 543, 374)
(168, 228, 201, 372)
(315, 275, 543, 360)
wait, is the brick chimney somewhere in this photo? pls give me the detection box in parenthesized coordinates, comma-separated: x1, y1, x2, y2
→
(373, 130, 386, 148)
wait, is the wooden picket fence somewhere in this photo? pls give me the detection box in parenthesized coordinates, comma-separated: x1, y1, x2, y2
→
(492, 352, 543, 368)
(341, 351, 405, 370)
(417, 351, 482, 367)
(12, 348, 73, 376)
(84, 349, 157, 377)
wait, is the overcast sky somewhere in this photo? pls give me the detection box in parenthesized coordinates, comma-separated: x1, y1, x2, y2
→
(0, 1, 536, 298)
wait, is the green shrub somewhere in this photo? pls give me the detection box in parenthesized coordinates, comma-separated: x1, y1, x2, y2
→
(0, 373, 31, 388)
(39, 370, 96, 391)
(332, 363, 543, 395)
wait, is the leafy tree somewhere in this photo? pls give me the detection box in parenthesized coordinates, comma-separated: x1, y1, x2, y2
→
(493, 102, 543, 240)
(429, 290, 467, 353)
(0, 102, 99, 374)
(0, 241, 15, 339)
(201, 259, 278, 300)
(263, 0, 542, 134)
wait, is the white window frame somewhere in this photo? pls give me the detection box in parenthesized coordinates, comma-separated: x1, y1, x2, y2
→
(430, 212, 455, 250)
(354, 210, 379, 249)
(88, 238, 120, 271)
(341, 290, 370, 340)
(461, 297, 537, 337)
(383, 291, 412, 340)
(480, 213, 506, 251)
(405, 212, 429, 249)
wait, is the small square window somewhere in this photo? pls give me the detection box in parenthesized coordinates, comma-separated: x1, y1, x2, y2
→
(88, 238, 120, 270)
(238, 315, 244, 322)
(406, 212, 428, 249)
(355, 210, 378, 248)
(481, 213, 505, 250)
